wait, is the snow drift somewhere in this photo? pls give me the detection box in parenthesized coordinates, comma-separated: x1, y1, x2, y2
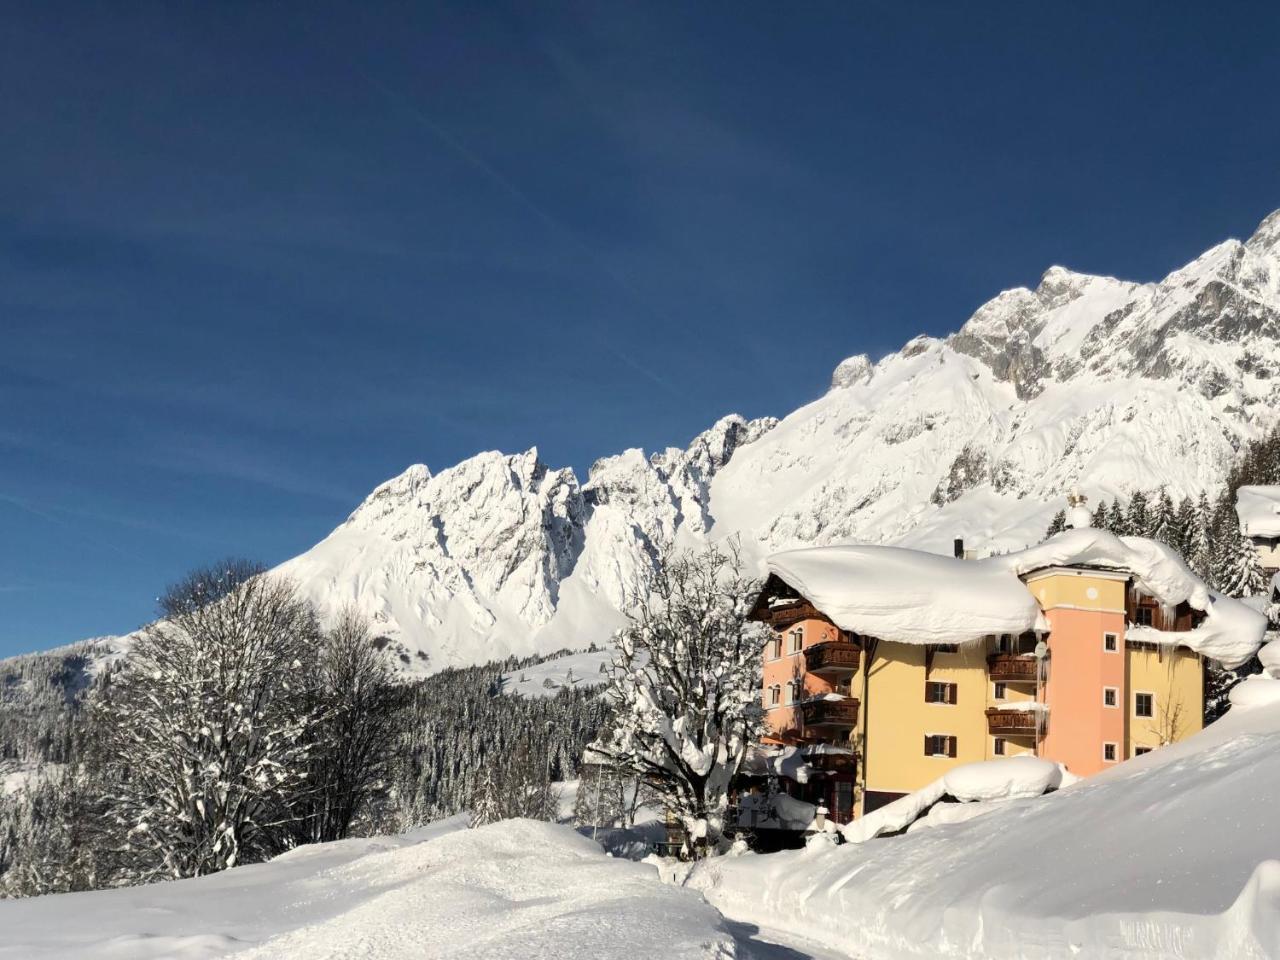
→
(1238, 486, 1280, 538)
(0, 818, 744, 959)
(684, 690, 1280, 959)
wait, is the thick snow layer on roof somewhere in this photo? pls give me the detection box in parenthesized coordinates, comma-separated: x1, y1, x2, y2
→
(767, 530, 1265, 665)
(1237, 485, 1280, 537)
(987, 528, 1267, 668)
(766, 545, 1046, 646)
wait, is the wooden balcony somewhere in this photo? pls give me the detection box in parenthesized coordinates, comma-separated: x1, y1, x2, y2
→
(804, 641, 861, 678)
(757, 599, 830, 628)
(801, 698, 860, 730)
(985, 707, 1042, 735)
(987, 652, 1041, 683)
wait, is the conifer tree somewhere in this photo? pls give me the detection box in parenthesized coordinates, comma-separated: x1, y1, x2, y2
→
(1107, 500, 1129, 535)
(1127, 491, 1151, 537)
(1090, 499, 1109, 530)
(1152, 488, 1176, 545)
(1043, 509, 1067, 540)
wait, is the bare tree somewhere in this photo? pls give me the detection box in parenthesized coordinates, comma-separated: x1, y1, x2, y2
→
(293, 607, 402, 843)
(597, 541, 767, 858)
(94, 560, 321, 880)
(470, 730, 558, 827)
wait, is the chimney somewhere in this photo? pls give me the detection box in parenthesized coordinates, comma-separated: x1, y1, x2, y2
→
(953, 538, 965, 559)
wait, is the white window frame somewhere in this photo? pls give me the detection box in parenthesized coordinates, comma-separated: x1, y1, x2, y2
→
(767, 684, 781, 707)
(788, 627, 804, 654)
(1103, 686, 1119, 708)
(1102, 741, 1118, 763)
(785, 679, 803, 704)
(1134, 690, 1156, 719)
(1103, 632, 1119, 653)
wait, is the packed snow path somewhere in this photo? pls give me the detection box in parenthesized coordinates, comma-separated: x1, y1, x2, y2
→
(0, 816, 845, 959)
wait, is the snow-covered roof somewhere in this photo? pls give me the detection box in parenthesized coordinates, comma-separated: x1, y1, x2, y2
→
(987, 528, 1266, 668)
(766, 545, 1047, 647)
(765, 528, 1266, 668)
(1236, 485, 1280, 537)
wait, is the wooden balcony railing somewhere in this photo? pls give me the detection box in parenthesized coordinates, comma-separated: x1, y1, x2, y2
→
(805, 641, 861, 676)
(987, 652, 1041, 683)
(757, 599, 829, 628)
(801, 698, 860, 729)
(985, 707, 1042, 734)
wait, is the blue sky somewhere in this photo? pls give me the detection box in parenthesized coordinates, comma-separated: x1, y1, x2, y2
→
(2, 2, 1278, 655)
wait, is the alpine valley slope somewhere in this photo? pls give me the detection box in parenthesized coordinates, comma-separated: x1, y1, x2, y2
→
(277, 209, 1280, 674)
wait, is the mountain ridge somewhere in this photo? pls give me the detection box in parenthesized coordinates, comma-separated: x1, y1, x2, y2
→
(39, 209, 1280, 673)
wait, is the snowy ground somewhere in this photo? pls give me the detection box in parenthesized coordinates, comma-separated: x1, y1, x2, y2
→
(0, 816, 831, 959)
(498, 647, 613, 698)
(677, 697, 1280, 960)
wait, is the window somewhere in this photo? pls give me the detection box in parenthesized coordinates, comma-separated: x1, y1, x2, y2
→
(1103, 687, 1118, 708)
(1135, 692, 1154, 718)
(993, 737, 1006, 756)
(786, 679, 803, 704)
(1135, 607, 1154, 627)
(769, 635, 782, 660)
(924, 734, 957, 758)
(1103, 633, 1118, 652)
(788, 627, 804, 654)
(925, 681, 958, 705)
(767, 684, 781, 706)
(931, 643, 959, 655)
(1134, 746, 1152, 756)
(1103, 742, 1118, 763)
(993, 682, 1007, 700)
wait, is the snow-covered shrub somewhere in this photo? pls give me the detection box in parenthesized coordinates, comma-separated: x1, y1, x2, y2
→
(93, 561, 322, 880)
(597, 541, 768, 858)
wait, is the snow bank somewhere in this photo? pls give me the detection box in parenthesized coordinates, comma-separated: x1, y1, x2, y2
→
(766, 545, 1046, 646)
(840, 756, 1065, 844)
(1238, 485, 1280, 537)
(0, 818, 741, 960)
(989, 528, 1266, 668)
(686, 701, 1280, 959)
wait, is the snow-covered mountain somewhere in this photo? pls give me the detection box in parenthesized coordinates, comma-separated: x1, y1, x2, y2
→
(279, 210, 1280, 673)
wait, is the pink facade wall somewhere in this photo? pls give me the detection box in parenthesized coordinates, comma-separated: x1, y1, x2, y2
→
(1039, 607, 1126, 776)
(761, 617, 843, 741)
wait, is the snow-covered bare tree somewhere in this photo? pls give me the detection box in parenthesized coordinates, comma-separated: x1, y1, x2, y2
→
(94, 560, 321, 880)
(293, 608, 402, 843)
(598, 541, 767, 858)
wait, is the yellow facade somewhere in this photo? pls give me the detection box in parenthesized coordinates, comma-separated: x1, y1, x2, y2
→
(1125, 646, 1204, 755)
(1025, 568, 1127, 614)
(860, 641, 990, 800)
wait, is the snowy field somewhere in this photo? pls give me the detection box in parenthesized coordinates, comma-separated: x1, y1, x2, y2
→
(498, 647, 613, 698)
(0, 817, 795, 959)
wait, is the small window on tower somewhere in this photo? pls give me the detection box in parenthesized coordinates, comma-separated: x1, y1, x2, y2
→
(1103, 742, 1118, 763)
(770, 636, 782, 660)
(1103, 687, 1118, 708)
(789, 628, 804, 653)
(1103, 633, 1118, 652)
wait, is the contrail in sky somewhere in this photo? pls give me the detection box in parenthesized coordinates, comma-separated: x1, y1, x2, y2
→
(360, 71, 686, 396)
